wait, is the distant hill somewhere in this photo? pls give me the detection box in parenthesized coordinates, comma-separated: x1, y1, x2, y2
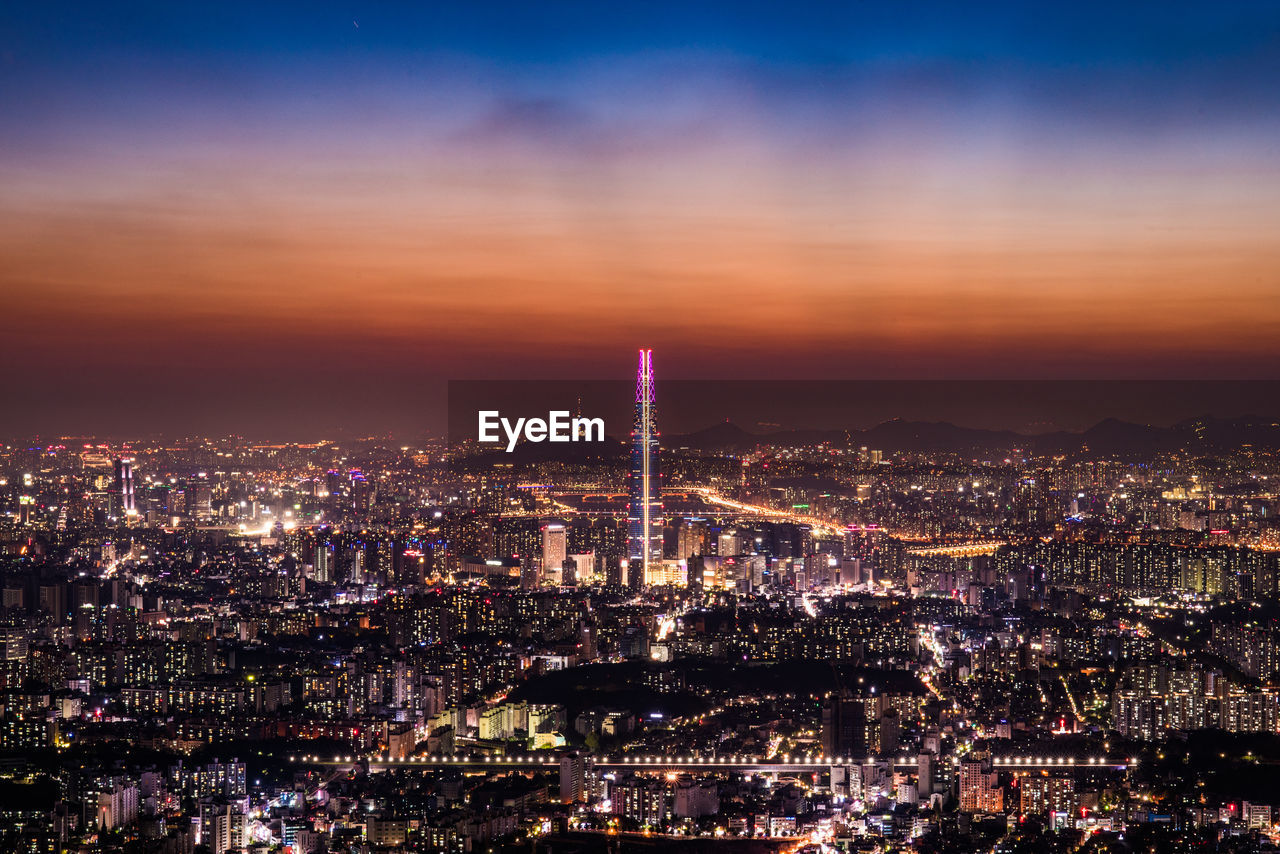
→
(860, 418, 1025, 452)
(1174, 415, 1280, 449)
(667, 421, 758, 450)
(449, 414, 1280, 464)
(665, 414, 1280, 456)
(1071, 417, 1180, 455)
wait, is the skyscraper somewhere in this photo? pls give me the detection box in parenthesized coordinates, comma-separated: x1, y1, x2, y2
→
(114, 458, 136, 517)
(541, 522, 567, 584)
(627, 349, 661, 582)
(820, 692, 867, 757)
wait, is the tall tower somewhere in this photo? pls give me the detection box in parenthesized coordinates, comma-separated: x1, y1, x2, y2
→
(628, 349, 662, 582)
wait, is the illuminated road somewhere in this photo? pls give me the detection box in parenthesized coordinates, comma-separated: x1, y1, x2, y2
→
(1060, 673, 1085, 721)
(521, 487, 1007, 562)
(511, 486, 851, 534)
(916, 626, 946, 701)
(687, 487, 845, 535)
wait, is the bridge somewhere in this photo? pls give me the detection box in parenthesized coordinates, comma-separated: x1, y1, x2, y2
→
(290, 753, 1135, 772)
(906, 542, 1005, 557)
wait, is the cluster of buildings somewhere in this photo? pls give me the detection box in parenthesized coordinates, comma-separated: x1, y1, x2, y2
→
(0, 357, 1279, 851)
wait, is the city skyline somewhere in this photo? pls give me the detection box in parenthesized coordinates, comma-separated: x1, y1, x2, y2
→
(5, 4, 1280, 850)
(4, 385, 1280, 852)
(4, 2, 1280, 435)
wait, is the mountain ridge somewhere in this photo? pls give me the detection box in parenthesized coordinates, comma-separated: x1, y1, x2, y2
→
(664, 415, 1280, 454)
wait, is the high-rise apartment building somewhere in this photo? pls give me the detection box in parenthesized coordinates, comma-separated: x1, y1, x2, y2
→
(959, 754, 1002, 813)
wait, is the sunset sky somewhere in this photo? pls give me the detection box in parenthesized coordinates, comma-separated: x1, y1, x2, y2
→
(3, 2, 1280, 435)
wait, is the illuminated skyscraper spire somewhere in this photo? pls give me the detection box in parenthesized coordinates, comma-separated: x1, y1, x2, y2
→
(628, 349, 661, 583)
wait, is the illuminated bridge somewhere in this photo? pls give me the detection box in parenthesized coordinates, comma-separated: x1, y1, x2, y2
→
(905, 542, 1006, 558)
(291, 753, 1135, 772)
